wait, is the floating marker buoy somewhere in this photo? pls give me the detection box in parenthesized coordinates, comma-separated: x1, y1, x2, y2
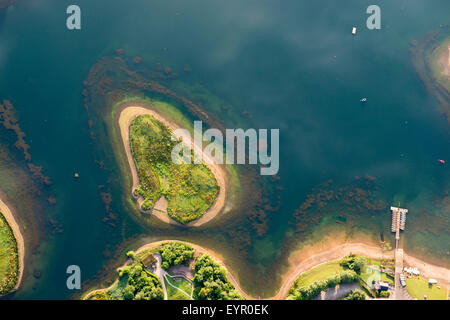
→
(352, 27, 357, 35)
(74, 173, 80, 178)
(438, 159, 445, 164)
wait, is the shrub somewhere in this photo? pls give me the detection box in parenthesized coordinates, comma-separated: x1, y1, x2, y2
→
(343, 289, 366, 300)
(339, 255, 367, 274)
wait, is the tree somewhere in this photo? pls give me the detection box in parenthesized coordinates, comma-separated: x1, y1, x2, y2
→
(122, 285, 135, 300)
(343, 289, 366, 300)
(193, 254, 242, 300)
(126, 251, 136, 260)
(339, 255, 367, 274)
(159, 242, 195, 270)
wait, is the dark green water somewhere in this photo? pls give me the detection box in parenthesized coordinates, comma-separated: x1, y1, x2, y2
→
(0, 0, 448, 299)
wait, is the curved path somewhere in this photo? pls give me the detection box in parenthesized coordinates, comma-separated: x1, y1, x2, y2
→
(0, 197, 24, 293)
(163, 274, 194, 300)
(118, 105, 228, 227)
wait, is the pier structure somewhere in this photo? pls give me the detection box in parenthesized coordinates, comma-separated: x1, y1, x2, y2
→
(390, 206, 408, 299)
(390, 206, 408, 243)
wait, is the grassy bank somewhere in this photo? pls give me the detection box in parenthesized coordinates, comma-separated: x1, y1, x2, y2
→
(0, 212, 19, 295)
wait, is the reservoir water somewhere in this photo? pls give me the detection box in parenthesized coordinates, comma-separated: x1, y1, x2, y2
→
(0, 0, 448, 298)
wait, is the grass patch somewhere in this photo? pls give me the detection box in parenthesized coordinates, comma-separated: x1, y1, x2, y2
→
(130, 114, 219, 224)
(406, 276, 447, 300)
(292, 261, 344, 287)
(0, 212, 19, 295)
(85, 290, 110, 300)
(164, 277, 191, 300)
(166, 274, 193, 296)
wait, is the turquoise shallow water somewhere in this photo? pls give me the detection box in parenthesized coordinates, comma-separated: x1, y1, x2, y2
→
(0, 0, 449, 299)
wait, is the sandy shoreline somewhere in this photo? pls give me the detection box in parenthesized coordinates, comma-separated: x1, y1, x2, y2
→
(0, 197, 24, 294)
(118, 105, 228, 227)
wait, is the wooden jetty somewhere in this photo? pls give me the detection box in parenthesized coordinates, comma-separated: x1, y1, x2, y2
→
(390, 206, 408, 239)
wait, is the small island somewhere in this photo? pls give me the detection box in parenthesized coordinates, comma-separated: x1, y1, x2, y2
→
(411, 29, 450, 122)
(83, 241, 242, 300)
(0, 198, 23, 296)
(119, 105, 227, 226)
(428, 37, 450, 92)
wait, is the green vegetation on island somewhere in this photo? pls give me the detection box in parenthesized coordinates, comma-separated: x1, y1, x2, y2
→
(129, 114, 219, 224)
(193, 254, 242, 300)
(158, 241, 195, 270)
(85, 253, 164, 300)
(0, 212, 19, 296)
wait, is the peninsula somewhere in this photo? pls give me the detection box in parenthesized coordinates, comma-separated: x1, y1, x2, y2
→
(83, 240, 241, 300)
(0, 197, 24, 296)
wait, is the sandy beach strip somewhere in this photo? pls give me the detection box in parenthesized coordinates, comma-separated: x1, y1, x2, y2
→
(118, 105, 228, 227)
(0, 197, 24, 292)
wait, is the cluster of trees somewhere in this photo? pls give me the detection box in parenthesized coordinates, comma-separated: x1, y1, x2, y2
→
(342, 289, 366, 300)
(193, 254, 242, 300)
(159, 242, 195, 270)
(287, 270, 358, 300)
(339, 255, 367, 274)
(116, 263, 164, 300)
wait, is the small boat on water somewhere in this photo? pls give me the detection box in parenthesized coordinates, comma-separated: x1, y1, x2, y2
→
(360, 98, 367, 102)
(438, 159, 445, 164)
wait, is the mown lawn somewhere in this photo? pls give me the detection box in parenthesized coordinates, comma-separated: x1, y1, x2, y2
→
(164, 277, 192, 300)
(406, 276, 447, 300)
(293, 261, 345, 287)
(166, 275, 193, 296)
(0, 212, 18, 295)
